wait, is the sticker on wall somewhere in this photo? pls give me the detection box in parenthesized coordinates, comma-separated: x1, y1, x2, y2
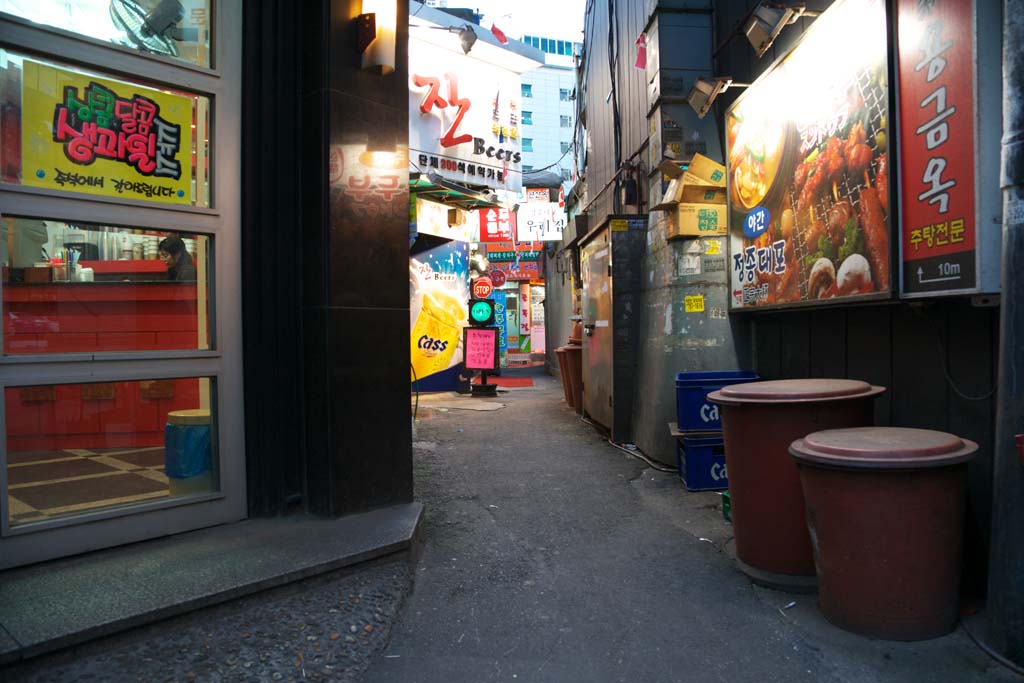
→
(685, 295, 705, 313)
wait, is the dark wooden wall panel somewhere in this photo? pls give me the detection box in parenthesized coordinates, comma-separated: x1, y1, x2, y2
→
(809, 309, 848, 378)
(845, 306, 893, 425)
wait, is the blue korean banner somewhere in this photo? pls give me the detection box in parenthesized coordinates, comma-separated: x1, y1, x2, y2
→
(490, 291, 508, 366)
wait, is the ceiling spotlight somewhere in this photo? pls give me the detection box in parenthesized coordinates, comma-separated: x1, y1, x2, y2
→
(744, 2, 821, 58)
(458, 25, 478, 54)
(686, 77, 749, 119)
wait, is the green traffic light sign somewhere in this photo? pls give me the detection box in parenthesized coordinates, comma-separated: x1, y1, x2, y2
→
(470, 299, 494, 325)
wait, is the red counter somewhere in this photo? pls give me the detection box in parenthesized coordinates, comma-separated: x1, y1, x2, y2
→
(3, 274, 203, 452)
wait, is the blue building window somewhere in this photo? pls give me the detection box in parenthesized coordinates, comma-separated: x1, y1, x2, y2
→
(522, 84, 533, 98)
(522, 138, 534, 152)
(522, 111, 533, 125)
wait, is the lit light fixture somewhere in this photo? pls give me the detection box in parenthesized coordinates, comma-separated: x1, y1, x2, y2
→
(744, 2, 821, 58)
(686, 77, 750, 119)
(357, 0, 397, 74)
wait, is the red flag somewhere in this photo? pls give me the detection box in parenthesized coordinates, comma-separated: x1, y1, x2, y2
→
(491, 23, 509, 44)
(635, 33, 647, 70)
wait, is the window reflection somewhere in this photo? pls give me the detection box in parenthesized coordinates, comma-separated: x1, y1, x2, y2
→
(5, 377, 217, 527)
(0, 0, 212, 68)
(2, 216, 211, 355)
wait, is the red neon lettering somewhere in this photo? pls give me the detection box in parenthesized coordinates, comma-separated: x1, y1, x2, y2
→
(413, 74, 446, 114)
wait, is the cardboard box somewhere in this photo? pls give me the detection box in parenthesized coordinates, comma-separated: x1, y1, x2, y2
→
(651, 154, 728, 239)
(671, 186, 728, 238)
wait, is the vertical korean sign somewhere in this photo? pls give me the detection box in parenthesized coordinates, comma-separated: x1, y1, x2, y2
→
(727, 0, 892, 309)
(897, 0, 976, 295)
(21, 59, 193, 204)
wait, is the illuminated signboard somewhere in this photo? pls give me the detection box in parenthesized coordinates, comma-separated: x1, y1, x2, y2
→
(409, 39, 524, 191)
(726, 0, 892, 310)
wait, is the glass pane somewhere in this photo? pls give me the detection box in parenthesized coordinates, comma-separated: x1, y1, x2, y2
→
(1, 0, 213, 69)
(5, 377, 217, 527)
(2, 216, 211, 355)
(0, 49, 212, 207)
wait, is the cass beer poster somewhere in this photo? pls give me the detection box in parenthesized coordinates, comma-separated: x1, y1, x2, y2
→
(410, 241, 469, 391)
(727, 0, 892, 309)
(21, 59, 194, 205)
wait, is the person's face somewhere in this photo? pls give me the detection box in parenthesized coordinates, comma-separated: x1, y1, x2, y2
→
(159, 249, 177, 267)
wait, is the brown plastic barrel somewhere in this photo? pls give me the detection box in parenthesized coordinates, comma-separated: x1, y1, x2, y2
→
(790, 427, 976, 640)
(562, 345, 583, 414)
(707, 379, 885, 591)
(555, 347, 573, 406)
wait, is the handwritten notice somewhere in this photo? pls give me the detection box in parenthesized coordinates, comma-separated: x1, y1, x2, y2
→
(464, 328, 497, 370)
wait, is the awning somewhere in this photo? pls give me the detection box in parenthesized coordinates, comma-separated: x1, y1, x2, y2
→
(410, 174, 504, 211)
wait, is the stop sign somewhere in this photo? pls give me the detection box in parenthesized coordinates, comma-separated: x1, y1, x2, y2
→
(472, 276, 494, 299)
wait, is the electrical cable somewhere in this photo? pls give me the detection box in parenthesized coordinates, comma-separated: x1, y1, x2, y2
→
(410, 362, 419, 421)
(959, 618, 1024, 677)
(578, 414, 677, 473)
(935, 325, 996, 402)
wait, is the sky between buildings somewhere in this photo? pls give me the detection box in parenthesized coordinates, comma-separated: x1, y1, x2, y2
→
(446, 0, 587, 43)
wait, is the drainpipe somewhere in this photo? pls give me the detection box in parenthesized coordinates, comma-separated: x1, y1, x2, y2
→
(988, 0, 1024, 666)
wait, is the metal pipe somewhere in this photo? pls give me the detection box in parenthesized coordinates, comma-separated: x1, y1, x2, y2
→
(989, 0, 1024, 666)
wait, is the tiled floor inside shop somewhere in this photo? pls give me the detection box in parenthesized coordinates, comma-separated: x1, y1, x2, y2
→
(6, 447, 170, 525)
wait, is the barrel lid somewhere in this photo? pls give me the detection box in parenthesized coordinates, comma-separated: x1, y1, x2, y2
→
(708, 378, 885, 404)
(168, 409, 211, 425)
(790, 427, 978, 469)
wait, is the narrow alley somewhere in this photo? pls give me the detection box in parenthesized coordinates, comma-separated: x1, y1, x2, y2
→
(366, 366, 1010, 682)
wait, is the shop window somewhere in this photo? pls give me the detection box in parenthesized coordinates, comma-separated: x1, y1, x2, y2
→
(2, 216, 211, 355)
(522, 138, 533, 152)
(0, 49, 212, 207)
(0, 1, 213, 68)
(5, 377, 218, 528)
(521, 83, 532, 98)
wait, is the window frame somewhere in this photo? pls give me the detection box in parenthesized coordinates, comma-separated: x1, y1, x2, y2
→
(0, 1, 245, 566)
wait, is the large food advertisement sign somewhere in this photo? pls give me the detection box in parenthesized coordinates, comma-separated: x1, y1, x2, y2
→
(896, 0, 976, 296)
(409, 39, 524, 192)
(728, 0, 892, 309)
(21, 59, 194, 205)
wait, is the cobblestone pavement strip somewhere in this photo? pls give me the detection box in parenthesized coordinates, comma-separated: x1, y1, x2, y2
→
(2, 555, 412, 683)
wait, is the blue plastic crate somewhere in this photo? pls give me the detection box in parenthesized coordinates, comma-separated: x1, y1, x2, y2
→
(676, 435, 729, 492)
(675, 370, 759, 431)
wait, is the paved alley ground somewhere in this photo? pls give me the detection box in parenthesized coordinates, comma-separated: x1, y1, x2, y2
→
(3, 366, 1016, 682)
(366, 366, 1014, 683)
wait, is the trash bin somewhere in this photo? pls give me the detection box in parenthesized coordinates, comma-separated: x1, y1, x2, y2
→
(562, 344, 583, 415)
(555, 347, 573, 406)
(707, 379, 885, 591)
(165, 409, 213, 496)
(790, 427, 977, 640)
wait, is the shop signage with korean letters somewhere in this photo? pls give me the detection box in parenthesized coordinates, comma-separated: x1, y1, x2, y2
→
(516, 202, 566, 242)
(485, 241, 543, 262)
(21, 59, 193, 205)
(727, 0, 892, 310)
(409, 39, 524, 191)
(897, 0, 976, 295)
(478, 207, 515, 242)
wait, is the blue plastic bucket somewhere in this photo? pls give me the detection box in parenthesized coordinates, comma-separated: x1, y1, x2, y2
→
(164, 410, 212, 481)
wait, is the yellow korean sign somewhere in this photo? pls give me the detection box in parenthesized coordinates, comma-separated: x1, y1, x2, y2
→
(21, 59, 193, 205)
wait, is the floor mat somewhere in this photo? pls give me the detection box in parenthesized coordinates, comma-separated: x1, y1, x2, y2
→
(472, 376, 534, 388)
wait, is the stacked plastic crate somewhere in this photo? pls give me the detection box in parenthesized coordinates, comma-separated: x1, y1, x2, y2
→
(670, 371, 758, 492)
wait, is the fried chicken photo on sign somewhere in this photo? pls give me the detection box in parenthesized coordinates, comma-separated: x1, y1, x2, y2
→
(858, 186, 889, 291)
(822, 136, 847, 184)
(827, 200, 854, 250)
(803, 207, 827, 254)
(875, 152, 889, 214)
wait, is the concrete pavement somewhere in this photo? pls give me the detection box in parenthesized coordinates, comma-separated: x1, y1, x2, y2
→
(368, 366, 1013, 682)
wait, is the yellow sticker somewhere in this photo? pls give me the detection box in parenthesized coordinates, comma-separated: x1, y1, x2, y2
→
(685, 295, 705, 313)
(21, 59, 194, 205)
(610, 219, 629, 232)
(704, 239, 722, 255)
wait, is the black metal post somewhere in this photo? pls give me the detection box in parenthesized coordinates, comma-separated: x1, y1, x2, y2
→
(988, 0, 1024, 665)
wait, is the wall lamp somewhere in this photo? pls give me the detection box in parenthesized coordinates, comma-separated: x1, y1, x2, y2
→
(744, 2, 821, 58)
(686, 77, 749, 119)
(357, 0, 397, 74)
